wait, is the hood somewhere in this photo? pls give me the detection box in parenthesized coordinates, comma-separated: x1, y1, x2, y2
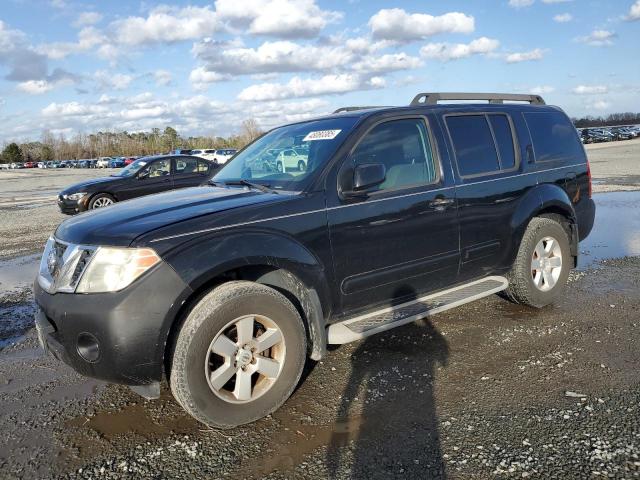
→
(60, 176, 121, 194)
(55, 186, 284, 246)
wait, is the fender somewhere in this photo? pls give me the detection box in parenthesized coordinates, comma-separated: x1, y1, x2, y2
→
(162, 230, 331, 360)
(508, 183, 578, 266)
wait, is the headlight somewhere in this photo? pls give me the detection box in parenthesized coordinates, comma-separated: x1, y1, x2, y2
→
(76, 247, 161, 293)
(63, 192, 87, 201)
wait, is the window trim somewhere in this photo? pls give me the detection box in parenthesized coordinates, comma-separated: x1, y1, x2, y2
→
(342, 115, 443, 198)
(444, 112, 521, 180)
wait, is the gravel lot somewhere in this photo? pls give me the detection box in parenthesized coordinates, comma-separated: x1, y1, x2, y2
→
(0, 141, 639, 479)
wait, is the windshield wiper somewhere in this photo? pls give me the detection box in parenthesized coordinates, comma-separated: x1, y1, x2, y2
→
(220, 179, 279, 194)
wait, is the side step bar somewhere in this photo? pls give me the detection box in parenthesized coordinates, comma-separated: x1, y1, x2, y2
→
(327, 276, 508, 344)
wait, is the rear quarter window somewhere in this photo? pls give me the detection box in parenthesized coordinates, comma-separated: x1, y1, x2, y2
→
(524, 111, 585, 163)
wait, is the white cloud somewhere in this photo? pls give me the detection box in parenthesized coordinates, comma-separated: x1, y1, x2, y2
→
(420, 37, 499, 61)
(37, 27, 105, 60)
(626, 0, 640, 20)
(369, 8, 474, 42)
(214, 0, 342, 39)
(238, 74, 384, 101)
(16, 80, 54, 94)
(530, 85, 555, 94)
(94, 70, 133, 91)
(553, 13, 573, 22)
(572, 85, 608, 95)
(189, 67, 231, 90)
(154, 70, 172, 86)
(505, 48, 545, 63)
(73, 12, 103, 28)
(586, 99, 610, 111)
(192, 38, 422, 83)
(42, 101, 109, 117)
(576, 30, 616, 47)
(193, 40, 356, 76)
(542, 0, 573, 3)
(509, 0, 534, 8)
(112, 6, 221, 46)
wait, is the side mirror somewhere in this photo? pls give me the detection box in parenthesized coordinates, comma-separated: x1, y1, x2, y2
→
(343, 163, 386, 198)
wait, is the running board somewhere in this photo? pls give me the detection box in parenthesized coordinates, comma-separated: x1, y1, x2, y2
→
(327, 276, 508, 344)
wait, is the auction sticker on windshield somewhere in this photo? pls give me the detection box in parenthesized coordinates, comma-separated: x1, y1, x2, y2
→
(303, 130, 342, 141)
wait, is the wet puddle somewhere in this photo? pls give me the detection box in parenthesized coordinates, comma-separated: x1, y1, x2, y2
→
(0, 254, 39, 348)
(0, 253, 39, 295)
(579, 191, 640, 268)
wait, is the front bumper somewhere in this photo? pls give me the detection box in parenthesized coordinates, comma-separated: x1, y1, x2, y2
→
(57, 195, 87, 215)
(34, 261, 193, 386)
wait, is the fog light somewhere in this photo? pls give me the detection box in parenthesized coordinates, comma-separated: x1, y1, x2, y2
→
(77, 332, 100, 363)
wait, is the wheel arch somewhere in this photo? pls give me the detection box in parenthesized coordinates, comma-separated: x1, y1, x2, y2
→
(509, 183, 578, 267)
(161, 231, 332, 378)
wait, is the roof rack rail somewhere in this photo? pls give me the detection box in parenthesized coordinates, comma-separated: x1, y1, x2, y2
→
(333, 106, 384, 113)
(410, 92, 546, 106)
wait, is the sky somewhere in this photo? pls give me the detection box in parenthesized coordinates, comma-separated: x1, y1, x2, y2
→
(0, 0, 638, 142)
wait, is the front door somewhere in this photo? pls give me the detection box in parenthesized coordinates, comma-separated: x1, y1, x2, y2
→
(327, 116, 460, 315)
(118, 158, 173, 201)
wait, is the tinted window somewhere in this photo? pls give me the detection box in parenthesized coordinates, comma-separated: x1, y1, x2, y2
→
(197, 160, 209, 173)
(525, 111, 585, 162)
(351, 118, 437, 192)
(489, 115, 517, 169)
(147, 159, 171, 178)
(447, 115, 500, 176)
(175, 157, 199, 174)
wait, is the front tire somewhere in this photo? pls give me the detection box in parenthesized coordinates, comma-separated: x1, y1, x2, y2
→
(88, 193, 116, 210)
(170, 281, 307, 428)
(504, 217, 571, 308)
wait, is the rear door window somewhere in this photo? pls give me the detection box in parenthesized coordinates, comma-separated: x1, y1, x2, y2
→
(489, 115, 517, 170)
(446, 113, 519, 177)
(446, 115, 500, 177)
(524, 111, 585, 162)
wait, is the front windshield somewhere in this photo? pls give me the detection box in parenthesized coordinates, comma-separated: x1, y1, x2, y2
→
(113, 158, 150, 177)
(213, 117, 358, 191)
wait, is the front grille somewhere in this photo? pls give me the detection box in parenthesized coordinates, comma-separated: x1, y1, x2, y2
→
(70, 250, 93, 286)
(38, 237, 96, 293)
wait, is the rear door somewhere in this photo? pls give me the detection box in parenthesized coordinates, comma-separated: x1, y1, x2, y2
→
(327, 116, 459, 314)
(444, 111, 526, 281)
(172, 156, 212, 189)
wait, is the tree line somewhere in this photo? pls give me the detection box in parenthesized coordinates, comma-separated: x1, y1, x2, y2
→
(571, 112, 640, 128)
(0, 119, 262, 164)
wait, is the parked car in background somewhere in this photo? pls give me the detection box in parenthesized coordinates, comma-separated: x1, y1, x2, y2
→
(96, 157, 111, 168)
(275, 148, 308, 172)
(23, 161, 36, 168)
(191, 149, 217, 162)
(213, 149, 237, 164)
(56, 155, 219, 214)
(124, 157, 137, 166)
(109, 157, 125, 168)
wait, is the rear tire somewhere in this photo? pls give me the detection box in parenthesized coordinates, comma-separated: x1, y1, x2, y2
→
(170, 281, 307, 428)
(504, 217, 571, 308)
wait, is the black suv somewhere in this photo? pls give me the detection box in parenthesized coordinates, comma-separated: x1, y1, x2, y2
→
(57, 155, 217, 214)
(34, 93, 595, 428)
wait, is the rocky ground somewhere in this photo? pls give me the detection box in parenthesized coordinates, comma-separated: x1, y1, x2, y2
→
(0, 141, 639, 479)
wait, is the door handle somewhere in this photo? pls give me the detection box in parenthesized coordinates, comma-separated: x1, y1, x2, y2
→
(428, 198, 455, 211)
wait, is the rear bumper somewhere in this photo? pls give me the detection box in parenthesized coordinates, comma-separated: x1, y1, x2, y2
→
(34, 261, 193, 386)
